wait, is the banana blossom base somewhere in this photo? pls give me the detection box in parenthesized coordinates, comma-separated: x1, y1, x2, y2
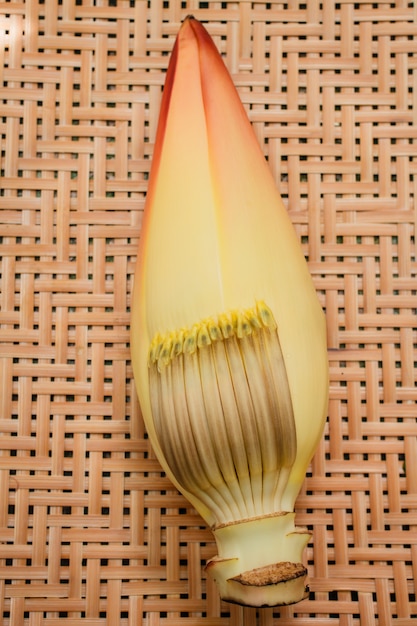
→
(206, 513, 310, 607)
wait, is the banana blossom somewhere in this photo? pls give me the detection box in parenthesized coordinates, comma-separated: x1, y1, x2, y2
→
(131, 16, 328, 607)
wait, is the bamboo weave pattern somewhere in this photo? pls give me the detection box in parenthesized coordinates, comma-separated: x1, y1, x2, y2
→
(1, 1, 417, 624)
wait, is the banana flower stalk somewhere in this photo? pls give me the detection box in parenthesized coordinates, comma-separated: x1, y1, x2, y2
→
(131, 16, 328, 607)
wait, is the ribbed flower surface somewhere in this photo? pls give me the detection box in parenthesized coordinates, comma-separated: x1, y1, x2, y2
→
(148, 301, 296, 526)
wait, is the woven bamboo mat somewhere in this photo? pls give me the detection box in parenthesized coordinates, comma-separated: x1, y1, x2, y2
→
(1, 1, 417, 624)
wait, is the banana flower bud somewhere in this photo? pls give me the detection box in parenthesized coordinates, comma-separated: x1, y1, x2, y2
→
(131, 16, 328, 607)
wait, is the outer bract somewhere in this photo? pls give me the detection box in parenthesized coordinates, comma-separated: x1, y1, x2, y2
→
(130, 16, 328, 607)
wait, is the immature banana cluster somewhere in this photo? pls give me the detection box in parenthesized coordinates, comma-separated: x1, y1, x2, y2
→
(148, 301, 296, 526)
(130, 16, 328, 607)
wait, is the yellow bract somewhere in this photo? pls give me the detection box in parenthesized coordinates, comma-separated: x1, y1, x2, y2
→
(130, 16, 329, 607)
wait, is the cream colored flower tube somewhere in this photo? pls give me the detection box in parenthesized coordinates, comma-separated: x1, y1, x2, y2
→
(130, 16, 328, 607)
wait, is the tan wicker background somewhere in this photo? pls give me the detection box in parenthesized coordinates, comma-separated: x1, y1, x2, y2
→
(1, 0, 417, 624)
